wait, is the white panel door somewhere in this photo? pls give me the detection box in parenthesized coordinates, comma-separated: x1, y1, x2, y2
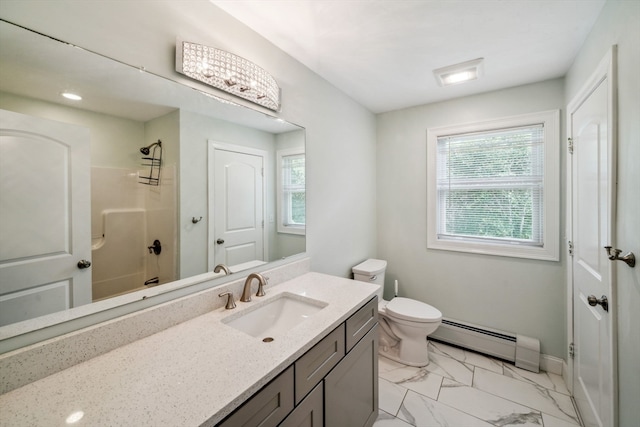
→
(570, 50, 616, 427)
(211, 146, 264, 268)
(0, 109, 91, 326)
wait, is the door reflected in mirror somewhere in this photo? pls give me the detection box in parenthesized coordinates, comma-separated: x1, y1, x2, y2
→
(0, 19, 305, 330)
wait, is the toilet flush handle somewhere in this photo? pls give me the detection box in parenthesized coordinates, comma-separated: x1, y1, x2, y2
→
(370, 275, 377, 281)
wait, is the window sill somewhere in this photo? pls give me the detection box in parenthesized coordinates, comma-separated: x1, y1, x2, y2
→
(277, 226, 306, 236)
(427, 237, 559, 261)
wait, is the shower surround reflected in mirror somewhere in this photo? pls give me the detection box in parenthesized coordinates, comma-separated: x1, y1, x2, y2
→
(93, 139, 170, 302)
(0, 19, 305, 333)
(90, 165, 175, 301)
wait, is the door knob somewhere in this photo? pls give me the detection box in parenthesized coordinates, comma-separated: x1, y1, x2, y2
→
(77, 259, 91, 269)
(587, 295, 608, 312)
(216, 238, 225, 244)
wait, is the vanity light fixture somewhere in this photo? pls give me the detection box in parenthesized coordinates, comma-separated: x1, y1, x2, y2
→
(176, 39, 281, 111)
(433, 58, 484, 87)
(61, 92, 82, 101)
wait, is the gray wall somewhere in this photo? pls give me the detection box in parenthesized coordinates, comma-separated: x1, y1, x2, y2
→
(0, 0, 378, 279)
(376, 79, 567, 358)
(565, 1, 640, 425)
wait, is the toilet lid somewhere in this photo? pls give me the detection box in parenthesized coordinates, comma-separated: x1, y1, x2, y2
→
(352, 259, 387, 275)
(385, 297, 442, 322)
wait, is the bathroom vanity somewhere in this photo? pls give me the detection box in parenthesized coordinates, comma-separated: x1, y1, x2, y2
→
(219, 296, 378, 427)
(0, 269, 379, 426)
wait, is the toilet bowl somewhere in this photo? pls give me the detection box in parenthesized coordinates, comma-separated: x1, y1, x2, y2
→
(353, 259, 442, 367)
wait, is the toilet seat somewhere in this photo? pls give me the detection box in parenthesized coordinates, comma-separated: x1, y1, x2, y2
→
(385, 297, 442, 323)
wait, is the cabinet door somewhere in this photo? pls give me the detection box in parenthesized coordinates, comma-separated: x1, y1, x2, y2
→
(218, 366, 294, 427)
(279, 383, 323, 427)
(324, 324, 378, 427)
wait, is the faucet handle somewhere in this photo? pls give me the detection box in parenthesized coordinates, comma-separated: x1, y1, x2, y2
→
(219, 291, 236, 309)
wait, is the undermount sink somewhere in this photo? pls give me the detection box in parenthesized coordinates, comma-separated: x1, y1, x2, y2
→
(223, 293, 328, 339)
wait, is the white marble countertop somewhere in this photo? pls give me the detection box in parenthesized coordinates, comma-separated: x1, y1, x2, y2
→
(0, 272, 377, 426)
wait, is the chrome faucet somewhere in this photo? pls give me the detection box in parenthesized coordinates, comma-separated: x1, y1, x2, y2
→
(240, 272, 268, 302)
(213, 264, 231, 275)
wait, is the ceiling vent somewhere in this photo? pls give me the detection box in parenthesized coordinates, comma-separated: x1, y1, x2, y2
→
(434, 58, 484, 87)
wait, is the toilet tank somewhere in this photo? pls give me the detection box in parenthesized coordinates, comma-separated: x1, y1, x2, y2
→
(352, 259, 387, 292)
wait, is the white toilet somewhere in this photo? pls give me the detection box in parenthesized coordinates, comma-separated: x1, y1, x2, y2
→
(353, 259, 442, 367)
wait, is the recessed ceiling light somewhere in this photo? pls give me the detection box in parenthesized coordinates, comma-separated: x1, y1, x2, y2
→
(433, 58, 484, 87)
(61, 92, 82, 101)
(65, 410, 84, 424)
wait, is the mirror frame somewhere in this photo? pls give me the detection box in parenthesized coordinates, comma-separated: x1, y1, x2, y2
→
(0, 19, 306, 353)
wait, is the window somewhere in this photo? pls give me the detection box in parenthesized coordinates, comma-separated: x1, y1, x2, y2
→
(277, 148, 306, 235)
(427, 110, 559, 260)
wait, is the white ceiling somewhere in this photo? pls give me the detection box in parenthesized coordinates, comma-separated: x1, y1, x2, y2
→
(212, 0, 606, 113)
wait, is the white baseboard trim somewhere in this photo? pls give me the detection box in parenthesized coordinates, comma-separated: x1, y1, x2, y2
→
(540, 354, 564, 375)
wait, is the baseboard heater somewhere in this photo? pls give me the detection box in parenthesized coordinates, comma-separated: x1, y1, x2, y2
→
(430, 317, 541, 373)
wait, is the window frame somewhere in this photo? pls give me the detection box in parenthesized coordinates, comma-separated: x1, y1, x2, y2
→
(426, 110, 560, 261)
(276, 147, 306, 235)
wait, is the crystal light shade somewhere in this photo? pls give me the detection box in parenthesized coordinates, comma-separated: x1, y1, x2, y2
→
(176, 40, 280, 111)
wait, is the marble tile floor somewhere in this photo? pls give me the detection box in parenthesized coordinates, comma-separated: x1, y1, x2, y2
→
(373, 341, 581, 427)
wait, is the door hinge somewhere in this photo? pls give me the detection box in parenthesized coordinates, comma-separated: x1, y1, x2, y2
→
(568, 137, 574, 154)
(568, 240, 574, 257)
(569, 342, 575, 359)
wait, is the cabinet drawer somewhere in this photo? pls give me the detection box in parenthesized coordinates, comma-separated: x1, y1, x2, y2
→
(346, 296, 378, 351)
(294, 323, 345, 404)
(218, 366, 294, 427)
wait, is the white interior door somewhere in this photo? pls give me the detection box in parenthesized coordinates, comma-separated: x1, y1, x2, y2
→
(210, 143, 265, 268)
(569, 48, 617, 427)
(0, 109, 91, 326)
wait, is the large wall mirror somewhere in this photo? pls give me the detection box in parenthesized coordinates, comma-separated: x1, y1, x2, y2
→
(0, 20, 305, 347)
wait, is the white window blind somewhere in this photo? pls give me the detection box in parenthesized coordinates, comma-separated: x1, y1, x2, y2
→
(436, 124, 544, 246)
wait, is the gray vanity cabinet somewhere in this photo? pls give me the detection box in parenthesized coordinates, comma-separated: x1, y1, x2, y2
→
(215, 296, 378, 427)
(324, 324, 379, 427)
